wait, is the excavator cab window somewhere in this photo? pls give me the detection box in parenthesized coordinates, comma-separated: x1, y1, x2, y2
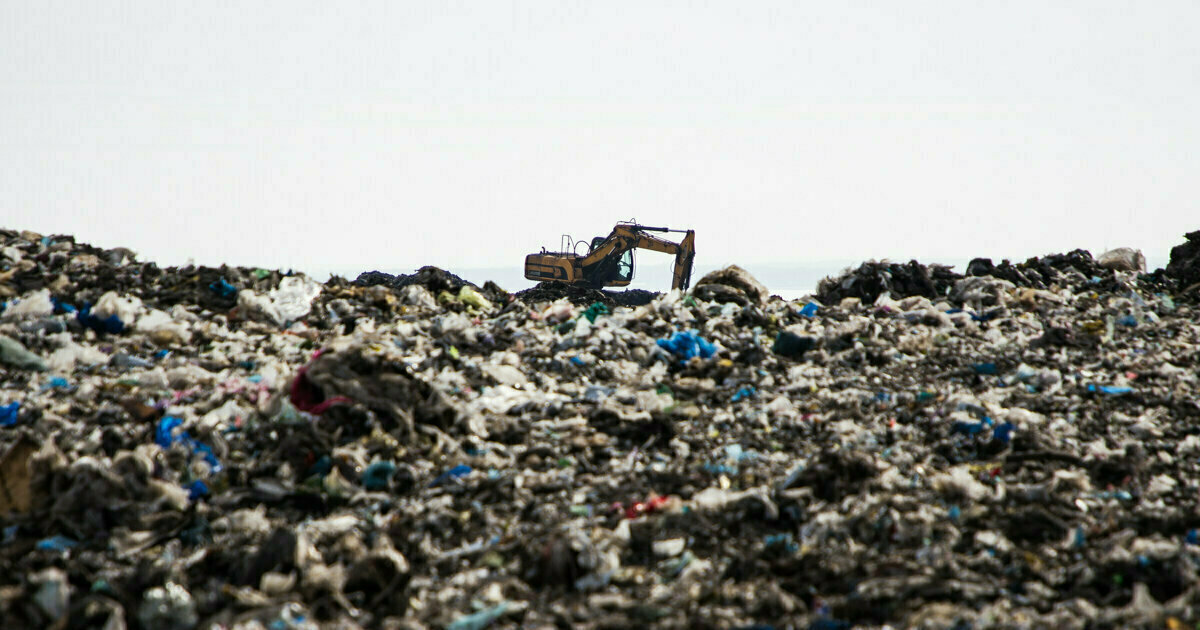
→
(588, 236, 633, 283)
(616, 249, 633, 282)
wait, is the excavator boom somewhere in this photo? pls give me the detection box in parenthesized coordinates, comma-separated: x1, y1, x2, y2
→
(524, 223, 696, 290)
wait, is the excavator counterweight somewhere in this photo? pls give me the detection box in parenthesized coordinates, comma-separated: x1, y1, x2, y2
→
(524, 222, 696, 290)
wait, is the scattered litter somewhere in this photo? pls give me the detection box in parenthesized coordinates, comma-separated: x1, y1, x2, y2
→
(0, 227, 1197, 628)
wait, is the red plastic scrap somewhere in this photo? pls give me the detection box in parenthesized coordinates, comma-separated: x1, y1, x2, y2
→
(289, 355, 352, 414)
(622, 494, 672, 520)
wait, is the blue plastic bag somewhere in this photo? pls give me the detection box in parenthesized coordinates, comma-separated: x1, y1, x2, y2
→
(77, 304, 124, 334)
(656, 330, 716, 362)
(0, 401, 18, 427)
(156, 416, 223, 473)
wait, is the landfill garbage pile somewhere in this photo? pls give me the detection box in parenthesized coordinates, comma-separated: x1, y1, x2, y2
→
(354, 267, 476, 296)
(1166, 230, 1200, 290)
(816, 260, 963, 306)
(514, 283, 658, 308)
(2, 227, 1200, 629)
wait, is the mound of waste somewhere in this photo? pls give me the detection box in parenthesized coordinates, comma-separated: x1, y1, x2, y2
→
(2, 227, 1200, 629)
(816, 260, 962, 306)
(1166, 230, 1200, 289)
(353, 266, 475, 295)
(515, 282, 658, 307)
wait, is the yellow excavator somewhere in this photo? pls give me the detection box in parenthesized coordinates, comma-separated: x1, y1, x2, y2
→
(524, 222, 696, 290)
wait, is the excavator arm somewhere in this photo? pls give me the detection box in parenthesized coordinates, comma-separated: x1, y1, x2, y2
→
(578, 225, 696, 290)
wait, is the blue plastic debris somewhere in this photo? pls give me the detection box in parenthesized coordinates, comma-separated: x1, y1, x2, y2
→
(799, 301, 820, 317)
(731, 386, 756, 402)
(973, 362, 998, 375)
(764, 533, 799, 553)
(362, 461, 397, 490)
(51, 298, 77, 315)
(568, 356, 587, 367)
(155, 416, 186, 449)
(656, 330, 716, 363)
(952, 416, 994, 437)
(308, 455, 332, 478)
(36, 535, 78, 551)
(970, 309, 1001, 322)
(1073, 526, 1086, 548)
(992, 422, 1016, 444)
(447, 601, 509, 630)
(192, 442, 221, 472)
(1187, 529, 1199, 545)
(155, 416, 223, 473)
(0, 402, 19, 427)
(1087, 384, 1132, 395)
(186, 480, 209, 500)
(1092, 490, 1134, 501)
(210, 277, 237, 298)
(701, 463, 738, 475)
(948, 505, 961, 521)
(1117, 314, 1138, 327)
(41, 377, 70, 391)
(77, 304, 125, 334)
(431, 464, 473, 487)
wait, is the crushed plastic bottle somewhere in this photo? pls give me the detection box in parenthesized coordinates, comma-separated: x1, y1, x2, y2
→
(137, 582, 198, 630)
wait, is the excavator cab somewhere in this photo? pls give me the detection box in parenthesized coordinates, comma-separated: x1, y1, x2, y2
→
(589, 236, 634, 284)
(524, 222, 694, 290)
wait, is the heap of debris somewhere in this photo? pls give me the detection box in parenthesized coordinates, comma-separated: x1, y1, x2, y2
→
(2, 226, 1200, 629)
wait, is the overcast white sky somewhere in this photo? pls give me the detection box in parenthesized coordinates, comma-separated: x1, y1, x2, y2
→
(3, 2, 1197, 287)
